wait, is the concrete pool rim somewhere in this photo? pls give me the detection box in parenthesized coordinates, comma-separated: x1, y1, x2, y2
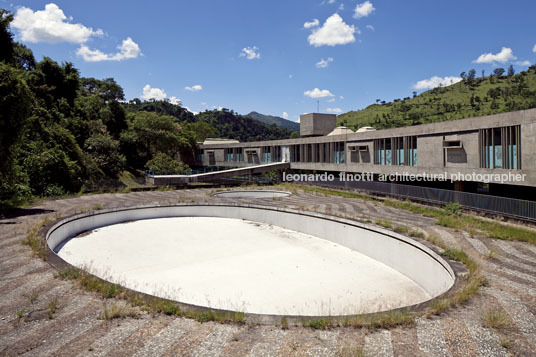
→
(211, 189, 292, 198)
(44, 203, 459, 324)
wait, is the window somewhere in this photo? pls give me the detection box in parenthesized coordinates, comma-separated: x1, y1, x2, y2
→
(374, 138, 392, 165)
(479, 126, 520, 169)
(224, 148, 233, 162)
(394, 137, 404, 165)
(406, 136, 417, 166)
(234, 148, 243, 162)
(306, 144, 312, 163)
(374, 136, 417, 166)
(443, 140, 462, 148)
(262, 146, 271, 163)
(333, 142, 345, 164)
(290, 145, 301, 162)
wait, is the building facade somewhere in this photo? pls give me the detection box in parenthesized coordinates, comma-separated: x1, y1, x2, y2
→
(198, 109, 536, 195)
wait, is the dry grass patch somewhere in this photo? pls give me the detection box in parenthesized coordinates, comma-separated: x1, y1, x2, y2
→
(481, 307, 513, 330)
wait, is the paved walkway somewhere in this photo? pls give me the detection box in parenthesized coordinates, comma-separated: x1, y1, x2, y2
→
(1, 187, 535, 356)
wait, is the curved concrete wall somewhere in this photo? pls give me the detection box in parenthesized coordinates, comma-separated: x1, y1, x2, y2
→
(47, 204, 455, 299)
(212, 190, 291, 198)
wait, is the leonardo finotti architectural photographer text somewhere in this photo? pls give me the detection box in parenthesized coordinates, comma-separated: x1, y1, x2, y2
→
(283, 171, 526, 184)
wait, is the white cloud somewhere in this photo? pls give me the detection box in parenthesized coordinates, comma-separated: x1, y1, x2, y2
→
(304, 88, 335, 98)
(304, 19, 319, 29)
(327, 97, 336, 103)
(474, 47, 516, 64)
(328, 0, 336, 4)
(141, 85, 167, 101)
(354, 1, 375, 19)
(168, 96, 181, 105)
(183, 106, 197, 115)
(516, 60, 531, 66)
(240, 46, 260, 60)
(77, 37, 141, 62)
(339, 96, 344, 100)
(12, 3, 103, 43)
(366, 25, 375, 31)
(282, 112, 289, 119)
(185, 84, 203, 92)
(339, 4, 345, 11)
(316, 57, 334, 68)
(326, 107, 343, 113)
(308, 13, 356, 47)
(533, 44, 536, 53)
(141, 85, 182, 106)
(413, 76, 462, 90)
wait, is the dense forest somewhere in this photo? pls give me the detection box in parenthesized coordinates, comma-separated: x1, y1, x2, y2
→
(0, 11, 293, 210)
(123, 101, 296, 143)
(339, 65, 536, 130)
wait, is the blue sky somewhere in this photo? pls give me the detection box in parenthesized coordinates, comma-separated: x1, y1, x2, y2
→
(5, 0, 536, 121)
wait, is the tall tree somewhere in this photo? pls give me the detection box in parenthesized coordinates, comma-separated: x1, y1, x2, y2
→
(467, 69, 476, 81)
(0, 63, 33, 204)
(126, 111, 192, 161)
(0, 10, 14, 64)
(494, 68, 505, 77)
(507, 65, 515, 77)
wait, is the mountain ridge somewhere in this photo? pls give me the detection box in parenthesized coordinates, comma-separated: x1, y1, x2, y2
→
(246, 111, 300, 131)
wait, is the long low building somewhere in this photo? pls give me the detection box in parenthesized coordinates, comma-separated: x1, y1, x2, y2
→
(197, 109, 536, 198)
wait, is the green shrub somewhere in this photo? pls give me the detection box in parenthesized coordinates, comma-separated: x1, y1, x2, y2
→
(444, 202, 463, 215)
(145, 152, 189, 175)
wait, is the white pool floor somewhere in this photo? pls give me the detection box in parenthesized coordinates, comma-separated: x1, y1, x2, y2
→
(58, 217, 431, 316)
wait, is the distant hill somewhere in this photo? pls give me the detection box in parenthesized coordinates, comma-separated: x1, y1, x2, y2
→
(339, 65, 536, 130)
(123, 102, 295, 142)
(246, 111, 300, 131)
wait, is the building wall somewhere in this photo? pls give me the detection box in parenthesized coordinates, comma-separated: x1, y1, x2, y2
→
(522, 122, 536, 171)
(443, 131, 479, 168)
(417, 136, 443, 168)
(198, 109, 536, 188)
(300, 113, 337, 137)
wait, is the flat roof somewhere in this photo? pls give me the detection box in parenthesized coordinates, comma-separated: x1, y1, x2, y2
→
(200, 109, 536, 149)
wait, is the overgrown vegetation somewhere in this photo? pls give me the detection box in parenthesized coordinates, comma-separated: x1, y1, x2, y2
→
(100, 302, 139, 321)
(55, 267, 245, 324)
(289, 184, 536, 245)
(338, 345, 364, 357)
(301, 308, 416, 330)
(339, 65, 536, 130)
(21, 218, 50, 260)
(481, 307, 512, 330)
(384, 199, 536, 245)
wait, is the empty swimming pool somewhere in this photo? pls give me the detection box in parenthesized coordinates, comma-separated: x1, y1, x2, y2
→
(47, 205, 455, 317)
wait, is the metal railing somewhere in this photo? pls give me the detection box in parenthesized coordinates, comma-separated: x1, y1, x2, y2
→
(312, 179, 536, 222)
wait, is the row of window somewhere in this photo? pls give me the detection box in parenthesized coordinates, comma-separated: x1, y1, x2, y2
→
(261, 146, 282, 163)
(479, 125, 521, 169)
(214, 126, 521, 170)
(223, 148, 243, 162)
(289, 142, 345, 164)
(373, 136, 417, 166)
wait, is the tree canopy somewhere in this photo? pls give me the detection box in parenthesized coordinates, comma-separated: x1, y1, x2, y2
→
(0, 10, 294, 210)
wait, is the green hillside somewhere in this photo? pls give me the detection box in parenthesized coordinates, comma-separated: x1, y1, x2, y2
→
(246, 111, 300, 131)
(339, 66, 536, 130)
(123, 102, 295, 142)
